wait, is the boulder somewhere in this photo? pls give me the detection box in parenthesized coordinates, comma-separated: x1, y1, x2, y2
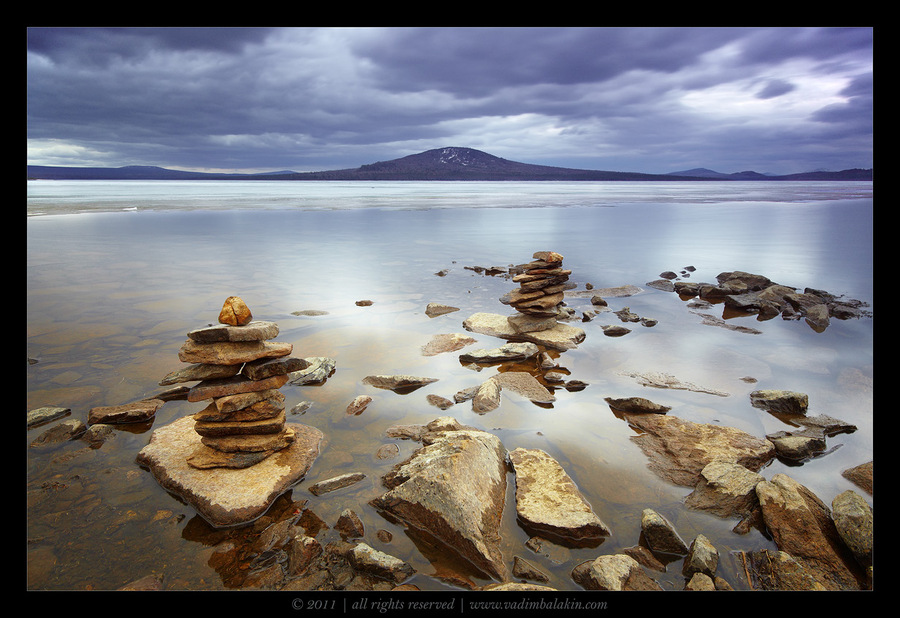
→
(508, 448, 611, 544)
(472, 377, 502, 414)
(571, 555, 663, 591)
(841, 461, 873, 495)
(682, 534, 718, 578)
(623, 413, 775, 487)
(683, 461, 764, 519)
(750, 390, 809, 415)
(640, 508, 688, 554)
(136, 415, 323, 528)
(831, 490, 873, 569)
(369, 424, 509, 581)
(755, 473, 865, 589)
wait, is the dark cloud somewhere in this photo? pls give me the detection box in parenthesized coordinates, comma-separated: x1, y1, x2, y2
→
(27, 27, 873, 174)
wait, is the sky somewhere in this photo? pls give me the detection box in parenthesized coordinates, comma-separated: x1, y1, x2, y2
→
(26, 27, 874, 175)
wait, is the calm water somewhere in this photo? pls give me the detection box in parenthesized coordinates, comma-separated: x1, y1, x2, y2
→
(26, 180, 873, 591)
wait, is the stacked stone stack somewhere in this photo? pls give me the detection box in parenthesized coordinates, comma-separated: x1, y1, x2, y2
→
(501, 251, 575, 331)
(164, 296, 309, 470)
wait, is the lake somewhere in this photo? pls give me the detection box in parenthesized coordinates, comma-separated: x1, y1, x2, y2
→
(26, 180, 873, 591)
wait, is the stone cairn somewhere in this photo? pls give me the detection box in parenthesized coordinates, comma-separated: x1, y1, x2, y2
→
(500, 251, 575, 332)
(166, 296, 308, 470)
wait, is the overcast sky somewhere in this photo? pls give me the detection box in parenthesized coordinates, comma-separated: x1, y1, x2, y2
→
(26, 27, 873, 175)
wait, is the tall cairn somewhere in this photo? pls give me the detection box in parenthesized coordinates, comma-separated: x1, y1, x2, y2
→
(168, 296, 309, 470)
(500, 251, 575, 332)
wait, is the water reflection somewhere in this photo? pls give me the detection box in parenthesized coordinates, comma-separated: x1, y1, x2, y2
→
(27, 195, 872, 590)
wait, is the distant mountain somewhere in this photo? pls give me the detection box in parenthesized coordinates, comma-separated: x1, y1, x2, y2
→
(27, 147, 873, 182)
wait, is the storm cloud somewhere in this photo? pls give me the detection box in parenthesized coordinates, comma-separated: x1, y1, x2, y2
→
(26, 27, 873, 175)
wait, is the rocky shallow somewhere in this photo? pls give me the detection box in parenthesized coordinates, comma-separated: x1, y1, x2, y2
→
(27, 254, 873, 592)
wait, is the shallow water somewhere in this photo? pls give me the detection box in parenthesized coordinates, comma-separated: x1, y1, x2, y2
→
(26, 181, 873, 591)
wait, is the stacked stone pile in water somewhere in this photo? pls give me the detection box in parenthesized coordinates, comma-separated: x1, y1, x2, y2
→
(163, 296, 309, 470)
(500, 251, 576, 332)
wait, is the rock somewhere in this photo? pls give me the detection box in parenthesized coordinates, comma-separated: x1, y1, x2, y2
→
(755, 473, 865, 589)
(508, 448, 611, 544)
(512, 555, 550, 583)
(831, 490, 873, 569)
(572, 555, 663, 591)
(88, 398, 165, 425)
(463, 312, 585, 351)
(186, 447, 273, 470)
(177, 339, 293, 366)
(287, 533, 323, 576)
(425, 303, 460, 317)
(619, 371, 730, 397)
(600, 325, 630, 337)
(242, 356, 309, 381)
(288, 357, 336, 385)
(604, 396, 670, 414)
(750, 390, 809, 415)
(567, 284, 642, 299)
(805, 304, 831, 332)
(646, 279, 675, 292)
(27, 406, 70, 428)
(683, 461, 765, 519)
(348, 543, 415, 584)
(346, 395, 373, 415)
(187, 320, 279, 343)
(218, 296, 253, 326)
(355, 299, 374, 306)
(369, 424, 509, 581)
(684, 572, 716, 590)
(506, 313, 558, 333)
(206, 389, 284, 416)
(459, 342, 539, 363)
(640, 508, 688, 554)
(472, 377, 502, 414)
(744, 549, 829, 591)
(187, 374, 289, 402)
(614, 307, 641, 323)
(765, 432, 828, 461)
(118, 573, 165, 591)
(421, 333, 477, 356)
(308, 473, 367, 496)
(426, 394, 454, 410)
(29, 418, 86, 447)
(362, 375, 439, 392)
(136, 416, 323, 528)
(159, 363, 242, 386)
(335, 509, 365, 539)
(623, 413, 775, 487)
(841, 461, 873, 495)
(291, 309, 329, 316)
(200, 428, 296, 453)
(682, 534, 718, 578)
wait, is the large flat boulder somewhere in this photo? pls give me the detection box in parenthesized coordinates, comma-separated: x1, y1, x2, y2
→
(462, 312, 585, 351)
(623, 413, 776, 487)
(369, 424, 509, 581)
(508, 448, 610, 545)
(136, 416, 323, 528)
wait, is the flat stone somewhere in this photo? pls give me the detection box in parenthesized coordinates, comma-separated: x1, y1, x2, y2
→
(506, 314, 558, 333)
(88, 398, 165, 425)
(186, 446, 274, 470)
(308, 472, 367, 496)
(211, 388, 284, 415)
(159, 363, 242, 386)
(750, 390, 809, 415)
(187, 374, 289, 402)
(472, 377, 502, 414)
(346, 395, 372, 415)
(242, 356, 309, 381)
(425, 303, 460, 318)
(187, 320, 279, 343)
(362, 375, 439, 392)
(194, 392, 285, 422)
(459, 342, 539, 363)
(463, 312, 584, 351)
(623, 413, 775, 487)
(492, 371, 556, 404)
(27, 406, 71, 428)
(201, 427, 296, 453)
(178, 339, 292, 366)
(288, 357, 336, 385)
(509, 448, 611, 544)
(604, 396, 670, 414)
(193, 409, 286, 437)
(136, 416, 323, 528)
(29, 419, 86, 447)
(421, 333, 477, 356)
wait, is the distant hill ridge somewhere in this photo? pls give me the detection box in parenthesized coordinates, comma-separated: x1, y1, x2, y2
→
(27, 147, 873, 181)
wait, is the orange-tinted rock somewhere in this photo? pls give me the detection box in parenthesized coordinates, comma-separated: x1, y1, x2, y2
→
(218, 296, 253, 326)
